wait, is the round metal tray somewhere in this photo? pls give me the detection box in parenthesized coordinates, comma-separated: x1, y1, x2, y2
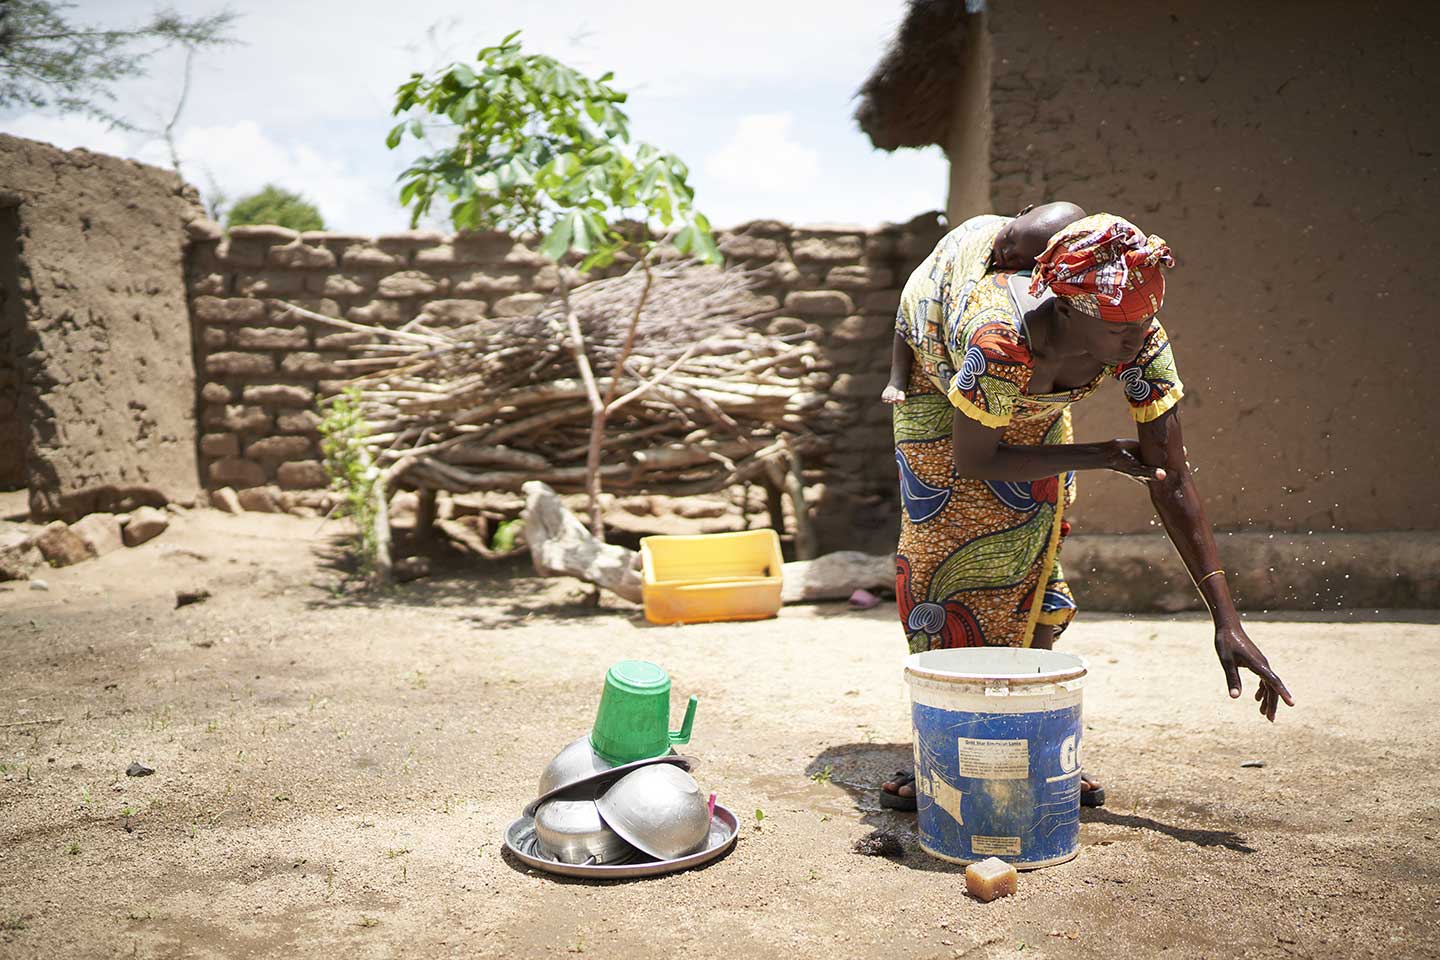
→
(504, 804, 738, 880)
(523, 753, 697, 818)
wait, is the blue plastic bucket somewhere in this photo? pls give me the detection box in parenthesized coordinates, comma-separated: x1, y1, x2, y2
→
(904, 647, 1087, 869)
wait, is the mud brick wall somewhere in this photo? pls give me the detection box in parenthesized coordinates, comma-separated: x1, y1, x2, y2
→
(184, 215, 945, 549)
(185, 223, 550, 503)
(982, 1, 1440, 534)
(1, 134, 202, 520)
(715, 216, 943, 551)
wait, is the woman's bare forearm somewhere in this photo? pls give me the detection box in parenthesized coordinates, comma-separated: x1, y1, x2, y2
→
(1148, 469, 1240, 625)
(954, 437, 1112, 481)
(888, 332, 912, 389)
(1138, 410, 1241, 626)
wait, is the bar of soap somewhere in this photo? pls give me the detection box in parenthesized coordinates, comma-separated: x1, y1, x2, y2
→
(965, 856, 1018, 902)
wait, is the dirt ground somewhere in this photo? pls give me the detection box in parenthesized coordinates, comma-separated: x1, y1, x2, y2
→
(1, 507, 1437, 960)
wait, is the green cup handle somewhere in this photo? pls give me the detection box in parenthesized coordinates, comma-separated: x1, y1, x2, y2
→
(668, 695, 698, 746)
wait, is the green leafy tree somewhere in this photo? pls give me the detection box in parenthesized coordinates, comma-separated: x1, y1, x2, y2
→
(226, 185, 326, 232)
(0, 1, 238, 127)
(387, 30, 718, 269)
(387, 32, 721, 537)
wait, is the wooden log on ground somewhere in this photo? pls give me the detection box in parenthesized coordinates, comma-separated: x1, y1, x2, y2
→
(780, 551, 894, 603)
(415, 488, 437, 542)
(371, 455, 418, 586)
(522, 481, 642, 603)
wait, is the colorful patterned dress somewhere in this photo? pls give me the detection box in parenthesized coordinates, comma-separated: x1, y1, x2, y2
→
(893, 216, 1183, 652)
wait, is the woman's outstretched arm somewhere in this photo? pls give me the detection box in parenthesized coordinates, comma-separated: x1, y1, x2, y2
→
(1137, 406, 1295, 721)
(950, 410, 1163, 482)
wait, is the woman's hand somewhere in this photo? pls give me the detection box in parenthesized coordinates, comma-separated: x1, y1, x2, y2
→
(1214, 622, 1295, 722)
(1105, 439, 1166, 483)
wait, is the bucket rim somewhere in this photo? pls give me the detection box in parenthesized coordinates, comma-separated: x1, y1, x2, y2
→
(903, 650, 1088, 686)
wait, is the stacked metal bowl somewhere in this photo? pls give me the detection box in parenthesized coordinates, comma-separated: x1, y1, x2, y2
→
(525, 736, 712, 866)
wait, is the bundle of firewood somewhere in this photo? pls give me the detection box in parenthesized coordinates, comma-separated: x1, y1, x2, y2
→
(279, 263, 837, 499)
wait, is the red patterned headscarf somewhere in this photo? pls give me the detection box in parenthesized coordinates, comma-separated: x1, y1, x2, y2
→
(1029, 214, 1174, 323)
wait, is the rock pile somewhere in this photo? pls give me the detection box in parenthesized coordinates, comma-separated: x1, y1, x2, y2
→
(0, 507, 174, 582)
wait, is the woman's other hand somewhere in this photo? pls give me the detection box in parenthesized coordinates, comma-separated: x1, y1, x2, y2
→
(881, 385, 906, 405)
(1105, 439, 1166, 482)
(1214, 623, 1295, 722)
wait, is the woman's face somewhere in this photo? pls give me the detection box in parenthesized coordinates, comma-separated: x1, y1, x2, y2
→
(1060, 302, 1150, 365)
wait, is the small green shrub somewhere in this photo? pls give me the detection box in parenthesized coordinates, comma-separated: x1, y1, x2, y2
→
(318, 387, 380, 576)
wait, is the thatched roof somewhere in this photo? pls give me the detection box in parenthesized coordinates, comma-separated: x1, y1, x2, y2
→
(854, 0, 978, 151)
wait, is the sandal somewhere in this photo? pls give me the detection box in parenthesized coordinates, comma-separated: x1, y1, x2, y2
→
(879, 770, 918, 811)
(1080, 771, 1106, 807)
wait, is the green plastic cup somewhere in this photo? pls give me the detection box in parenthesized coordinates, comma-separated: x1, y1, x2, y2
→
(589, 660, 699, 765)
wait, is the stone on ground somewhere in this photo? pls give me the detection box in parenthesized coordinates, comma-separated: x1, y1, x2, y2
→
(122, 507, 170, 547)
(175, 587, 212, 608)
(210, 487, 243, 514)
(0, 528, 44, 581)
(395, 556, 431, 582)
(71, 513, 124, 556)
(34, 520, 97, 566)
(236, 486, 283, 513)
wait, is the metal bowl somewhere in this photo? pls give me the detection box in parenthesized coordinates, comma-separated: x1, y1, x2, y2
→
(525, 749, 696, 818)
(532, 798, 636, 865)
(537, 737, 616, 798)
(595, 763, 710, 861)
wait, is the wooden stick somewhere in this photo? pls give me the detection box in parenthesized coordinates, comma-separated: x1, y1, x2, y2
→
(564, 300, 605, 416)
(783, 446, 818, 561)
(603, 260, 653, 410)
(0, 717, 64, 729)
(553, 421, 677, 460)
(276, 302, 448, 347)
(444, 444, 551, 471)
(483, 405, 592, 445)
(607, 343, 699, 415)
(632, 440, 759, 471)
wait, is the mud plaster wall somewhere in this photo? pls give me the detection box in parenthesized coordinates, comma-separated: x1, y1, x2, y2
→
(979, 1, 1440, 535)
(184, 216, 947, 551)
(0, 135, 202, 519)
(0, 206, 24, 488)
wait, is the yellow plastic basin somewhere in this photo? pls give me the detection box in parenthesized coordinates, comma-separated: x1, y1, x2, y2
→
(640, 530, 784, 625)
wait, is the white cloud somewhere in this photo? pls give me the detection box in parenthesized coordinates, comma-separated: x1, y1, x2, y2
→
(1, 110, 403, 232)
(2, 1, 947, 231)
(703, 113, 820, 194)
(2, 113, 133, 156)
(132, 121, 401, 231)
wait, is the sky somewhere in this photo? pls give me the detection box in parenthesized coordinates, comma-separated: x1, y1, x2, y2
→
(0, 1, 949, 233)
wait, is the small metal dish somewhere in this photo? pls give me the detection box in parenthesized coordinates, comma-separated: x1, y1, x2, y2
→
(532, 799, 635, 865)
(504, 804, 738, 880)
